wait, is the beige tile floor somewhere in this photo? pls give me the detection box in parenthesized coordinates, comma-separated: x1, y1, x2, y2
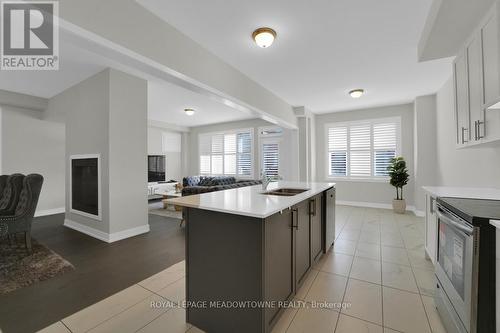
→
(38, 260, 202, 333)
(274, 206, 447, 333)
(38, 206, 447, 333)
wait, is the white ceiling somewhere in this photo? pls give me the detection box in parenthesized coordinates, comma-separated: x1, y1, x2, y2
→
(138, 0, 453, 113)
(418, 0, 495, 61)
(0, 43, 106, 98)
(0, 41, 254, 127)
(148, 80, 254, 127)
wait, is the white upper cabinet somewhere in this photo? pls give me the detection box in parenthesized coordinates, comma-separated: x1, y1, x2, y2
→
(453, 50, 470, 145)
(453, 4, 500, 148)
(481, 13, 499, 106)
(467, 35, 485, 142)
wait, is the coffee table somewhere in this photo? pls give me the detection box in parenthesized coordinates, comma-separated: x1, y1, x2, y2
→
(162, 191, 185, 227)
(162, 191, 182, 210)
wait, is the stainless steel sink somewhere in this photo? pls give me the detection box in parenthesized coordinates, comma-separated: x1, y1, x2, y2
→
(262, 188, 309, 196)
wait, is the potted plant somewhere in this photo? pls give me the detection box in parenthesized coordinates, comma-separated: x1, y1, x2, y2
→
(387, 156, 409, 214)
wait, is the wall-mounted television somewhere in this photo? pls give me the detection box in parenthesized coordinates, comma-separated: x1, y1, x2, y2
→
(148, 155, 166, 182)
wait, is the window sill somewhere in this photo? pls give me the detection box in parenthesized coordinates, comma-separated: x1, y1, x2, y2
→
(327, 177, 390, 183)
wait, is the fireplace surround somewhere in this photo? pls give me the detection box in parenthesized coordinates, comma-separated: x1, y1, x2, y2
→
(70, 154, 101, 220)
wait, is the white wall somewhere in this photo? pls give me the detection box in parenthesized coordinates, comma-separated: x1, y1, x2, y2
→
(147, 126, 183, 182)
(188, 119, 299, 181)
(413, 95, 438, 212)
(297, 116, 309, 182)
(0, 89, 48, 111)
(294, 106, 317, 182)
(0, 105, 65, 214)
(435, 77, 500, 187)
(310, 114, 317, 181)
(51, 68, 149, 241)
(53, 69, 111, 233)
(108, 69, 148, 234)
(315, 104, 415, 207)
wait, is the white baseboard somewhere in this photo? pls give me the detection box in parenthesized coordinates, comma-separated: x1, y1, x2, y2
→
(64, 219, 150, 243)
(337, 200, 424, 217)
(35, 207, 65, 217)
(337, 200, 393, 210)
(413, 210, 425, 217)
(108, 225, 150, 243)
(64, 219, 109, 242)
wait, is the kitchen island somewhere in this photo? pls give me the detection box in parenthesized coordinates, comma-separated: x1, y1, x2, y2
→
(166, 181, 336, 333)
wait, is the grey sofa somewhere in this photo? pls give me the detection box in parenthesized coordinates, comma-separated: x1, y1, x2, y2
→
(0, 174, 44, 251)
(182, 176, 261, 196)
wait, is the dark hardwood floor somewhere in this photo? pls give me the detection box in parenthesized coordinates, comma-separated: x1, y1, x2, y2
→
(0, 213, 185, 333)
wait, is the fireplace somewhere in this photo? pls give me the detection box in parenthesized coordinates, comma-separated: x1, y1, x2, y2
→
(70, 155, 101, 219)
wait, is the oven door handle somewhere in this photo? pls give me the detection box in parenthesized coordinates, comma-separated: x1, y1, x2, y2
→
(436, 210, 473, 236)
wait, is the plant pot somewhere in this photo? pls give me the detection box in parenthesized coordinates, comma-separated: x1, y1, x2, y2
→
(392, 199, 406, 214)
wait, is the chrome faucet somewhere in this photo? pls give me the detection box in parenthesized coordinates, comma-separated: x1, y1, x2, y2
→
(261, 172, 283, 190)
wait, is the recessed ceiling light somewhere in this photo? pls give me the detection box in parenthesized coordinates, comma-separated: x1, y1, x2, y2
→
(349, 89, 365, 98)
(252, 27, 276, 48)
(184, 108, 195, 116)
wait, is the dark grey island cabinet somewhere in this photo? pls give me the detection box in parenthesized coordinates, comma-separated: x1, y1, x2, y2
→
(182, 186, 335, 333)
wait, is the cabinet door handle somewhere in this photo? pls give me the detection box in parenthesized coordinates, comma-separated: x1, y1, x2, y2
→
(474, 121, 478, 141)
(309, 199, 316, 216)
(291, 208, 298, 230)
(461, 127, 468, 144)
(477, 120, 484, 139)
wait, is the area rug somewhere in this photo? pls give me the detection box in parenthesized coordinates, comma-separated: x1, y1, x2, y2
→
(0, 238, 74, 295)
(148, 201, 183, 220)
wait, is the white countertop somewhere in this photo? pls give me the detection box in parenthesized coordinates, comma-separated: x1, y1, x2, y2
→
(422, 186, 500, 200)
(166, 181, 335, 218)
(423, 186, 500, 230)
(491, 220, 500, 229)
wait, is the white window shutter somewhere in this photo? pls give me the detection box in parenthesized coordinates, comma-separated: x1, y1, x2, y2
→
(223, 134, 237, 174)
(211, 134, 224, 154)
(326, 118, 399, 179)
(199, 134, 211, 175)
(200, 156, 211, 174)
(237, 132, 252, 176)
(328, 127, 348, 176)
(373, 122, 397, 176)
(224, 134, 237, 154)
(199, 129, 253, 177)
(373, 123, 397, 149)
(262, 143, 279, 176)
(349, 124, 371, 177)
(211, 155, 223, 175)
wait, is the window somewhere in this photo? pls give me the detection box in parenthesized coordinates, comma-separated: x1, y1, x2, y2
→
(326, 118, 400, 179)
(262, 142, 280, 176)
(259, 126, 283, 177)
(199, 129, 253, 177)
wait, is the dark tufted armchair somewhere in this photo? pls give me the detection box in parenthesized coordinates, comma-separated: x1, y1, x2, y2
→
(0, 174, 44, 252)
(0, 174, 25, 215)
(0, 175, 8, 199)
(0, 223, 6, 237)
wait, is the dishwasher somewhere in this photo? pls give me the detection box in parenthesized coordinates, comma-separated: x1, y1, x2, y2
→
(324, 187, 336, 251)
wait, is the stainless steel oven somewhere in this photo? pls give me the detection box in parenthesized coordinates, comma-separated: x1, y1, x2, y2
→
(435, 197, 497, 333)
(435, 202, 478, 333)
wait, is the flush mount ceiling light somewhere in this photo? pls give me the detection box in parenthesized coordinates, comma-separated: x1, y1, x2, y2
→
(184, 108, 195, 116)
(349, 89, 365, 98)
(252, 27, 276, 48)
